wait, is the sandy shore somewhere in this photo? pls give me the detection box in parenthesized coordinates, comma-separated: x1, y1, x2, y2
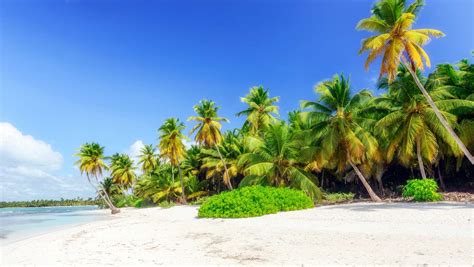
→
(1, 202, 472, 265)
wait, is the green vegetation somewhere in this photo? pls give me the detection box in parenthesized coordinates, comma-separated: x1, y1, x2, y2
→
(0, 198, 100, 208)
(403, 179, 443, 201)
(198, 186, 314, 218)
(72, 0, 473, 213)
(323, 193, 355, 203)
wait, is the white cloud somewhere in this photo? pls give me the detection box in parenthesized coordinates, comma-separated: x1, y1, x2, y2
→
(0, 122, 94, 201)
(126, 140, 145, 161)
(0, 122, 63, 170)
(184, 140, 196, 149)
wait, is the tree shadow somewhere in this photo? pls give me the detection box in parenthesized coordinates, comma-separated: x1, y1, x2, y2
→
(322, 202, 473, 212)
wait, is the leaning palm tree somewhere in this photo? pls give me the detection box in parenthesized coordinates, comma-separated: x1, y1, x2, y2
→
(99, 177, 121, 200)
(357, 0, 474, 164)
(236, 86, 280, 135)
(301, 74, 382, 201)
(374, 67, 470, 178)
(158, 118, 188, 203)
(238, 122, 322, 201)
(201, 131, 245, 189)
(188, 100, 233, 189)
(109, 153, 137, 190)
(75, 143, 120, 214)
(138, 144, 158, 174)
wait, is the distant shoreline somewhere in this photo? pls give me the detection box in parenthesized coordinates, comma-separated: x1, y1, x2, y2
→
(0, 204, 100, 209)
(0, 198, 100, 208)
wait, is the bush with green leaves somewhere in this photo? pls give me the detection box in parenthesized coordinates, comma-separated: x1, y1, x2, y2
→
(323, 192, 355, 203)
(198, 186, 314, 218)
(402, 178, 443, 202)
(115, 195, 143, 208)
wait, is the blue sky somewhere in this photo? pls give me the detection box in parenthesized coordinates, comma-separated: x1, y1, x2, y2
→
(1, 0, 473, 201)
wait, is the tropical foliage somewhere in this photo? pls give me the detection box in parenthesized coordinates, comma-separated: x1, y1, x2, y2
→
(75, 143, 120, 214)
(73, 0, 473, 211)
(158, 118, 188, 203)
(237, 86, 279, 135)
(238, 123, 322, 200)
(198, 186, 314, 218)
(357, 0, 474, 164)
(402, 178, 443, 201)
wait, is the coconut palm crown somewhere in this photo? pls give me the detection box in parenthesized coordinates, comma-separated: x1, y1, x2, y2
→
(237, 86, 280, 135)
(188, 100, 229, 147)
(300, 74, 382, 201)
(357, 0, 444, 82)
(138, 144, 158, 174)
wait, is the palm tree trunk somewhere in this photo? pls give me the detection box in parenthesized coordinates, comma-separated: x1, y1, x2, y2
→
(177, 163, 187, 204)
(402, 60, 474, 165)
(349, 162, 382, 202)
(416, 139, 427, 179)
(87, 176, 120, 214)
(437, 164, 446, 191)
(321, 170, 325, 189)
(171, 166, 175, 184)
(215, 144, 233, 190)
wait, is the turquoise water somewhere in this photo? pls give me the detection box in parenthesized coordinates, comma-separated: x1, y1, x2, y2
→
(0, 206, 108, 245)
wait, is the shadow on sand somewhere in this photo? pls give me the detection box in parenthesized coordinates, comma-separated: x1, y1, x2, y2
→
(322, 202, 473, 212)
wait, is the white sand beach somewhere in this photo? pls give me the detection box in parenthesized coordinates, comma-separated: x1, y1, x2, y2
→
(1, 202, 472, 266)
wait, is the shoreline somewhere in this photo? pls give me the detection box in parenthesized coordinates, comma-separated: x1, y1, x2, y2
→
(2, 202, 472, 265)
(0, 207, 111, 246)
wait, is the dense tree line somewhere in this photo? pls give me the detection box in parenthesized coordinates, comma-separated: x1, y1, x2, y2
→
(75, 0, 474, 213)
(0, 198, 99, 208)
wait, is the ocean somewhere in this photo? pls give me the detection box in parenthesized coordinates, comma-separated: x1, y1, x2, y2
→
(0, 205, 109, 245)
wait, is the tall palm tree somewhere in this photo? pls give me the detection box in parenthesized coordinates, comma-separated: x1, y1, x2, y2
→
(238, 122, 322, 201)
(188, 100, 233, 189)
(374, 67, 470, 178)
(158, 118, 188, 203)
(134, 164, 183, 203)
(301, 74, 382, 201)
(357, 0, 474, 164)
(201, 131, 246, 189)
(109, 153, 137, 189)
(99, 177, 121, 200)
(138, 144, 158, 174)
(75, 143, 120, 214)
(236, 86, 279, 135)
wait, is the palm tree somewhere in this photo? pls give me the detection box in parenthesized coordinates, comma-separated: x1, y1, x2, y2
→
(134, 164, 183, 203)
(109, 153, 137, 189)
(138, 144, 158, 174)
(236, 86, 279, 135)
(238, 122, 322, 200)
(181, 145, 203, 178)
(357, 0, 474, 164)
(301, 74, 382, 201)
(188, 100, 233, 189)
(201, 131, 245, 189)
(158, 118, 188, 203)
(99, 177, 121, 200)
(75, 143, 120, 214)
(427, 59, 474, 101)
(374, 67, 470, 178)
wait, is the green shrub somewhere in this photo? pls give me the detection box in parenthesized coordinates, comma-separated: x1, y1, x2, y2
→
(402, 178, 443, 202)
(323, 192, 355, 203)
(115, 195, 143, 208)
(198, 186, 314, 218)
(158, 200, 176, 208)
